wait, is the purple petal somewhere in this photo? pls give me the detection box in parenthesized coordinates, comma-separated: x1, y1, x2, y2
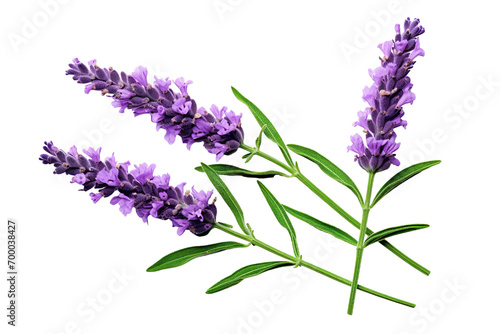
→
(378, 40, 392, 58)
(130, 163, 156, 184)
(174, 77, 193, 96)
(83, 147, 102, 162)
(110, 194, 134, 216)
(132, 65, 149, 87)
(89, 192, 103, 204)
(347, 134, 366, 156)
(70, 173, 87, 185)
(154, 75, 171, 92)
(409, 38, 425, 60)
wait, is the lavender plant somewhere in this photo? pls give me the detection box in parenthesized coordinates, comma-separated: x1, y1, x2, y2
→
(41, 17, 440, 315)
(345, 17, 429, 314)
(39, 141, 414, 307)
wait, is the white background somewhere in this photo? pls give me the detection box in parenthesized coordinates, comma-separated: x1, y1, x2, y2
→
(1, 0, 499, 333)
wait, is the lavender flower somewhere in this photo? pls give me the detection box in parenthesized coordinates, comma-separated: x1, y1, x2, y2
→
(348, 18, 425, 173)
(66, 59, 244, 161)
(39, 141, 217, 236)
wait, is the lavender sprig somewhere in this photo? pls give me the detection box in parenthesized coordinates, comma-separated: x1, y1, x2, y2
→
(348, 18, 425, 173)
(66, 59, 244, 161)
(39, 141, 217, 236)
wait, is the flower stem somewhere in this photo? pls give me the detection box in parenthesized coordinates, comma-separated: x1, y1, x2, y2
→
(239, 143, 294, 173)
(347, 171, 375, 315)
(213, 222, 414, 308)
(239, 144, 430, 276)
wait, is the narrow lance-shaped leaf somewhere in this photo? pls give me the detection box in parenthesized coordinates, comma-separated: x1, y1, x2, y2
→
(195, 164, 288, 179)
(206, 261, 293, 294)
(201, 163, 249, 234)
(287, 144, 364, 205)
(232, 87, 294, 167)
(257, 181, 300, 257)
(283, 205, 357, 246)
(242, 124, 268, 163)
(364, 224, 429, 248)
(371, 160, 441, 207)
(255, 124, 267, 150)
(147, 242, 247, 272)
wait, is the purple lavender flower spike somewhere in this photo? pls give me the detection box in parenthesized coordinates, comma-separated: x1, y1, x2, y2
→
(66, 60, 244, 161)
(348, 18, 425, 173)
(39, 141, 217, 236)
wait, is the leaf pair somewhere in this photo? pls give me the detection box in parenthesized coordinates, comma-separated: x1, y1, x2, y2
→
(283, 206, 429, 248)
(286, 145, 441, 209)
(200, 162, 299, 256)
(199, 164, 301, 291)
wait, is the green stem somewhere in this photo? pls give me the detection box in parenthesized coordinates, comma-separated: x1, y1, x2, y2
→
(240, 143, 294, 173)
(213, 223, 414, 308)
(347, 171, 375, 315)
(239, 144, 430, 276)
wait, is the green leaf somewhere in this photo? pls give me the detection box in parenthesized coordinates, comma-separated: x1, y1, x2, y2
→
(195, 164, 288, 179)
(147, 242, 247, 272)
(364, 224, 429, 248)
(201, 163, 248, 234)
(206, 261, 293, 294)
(255, 124, 267, 150)
(287, 144, 364, 205)
(241, 125, 268, 163)
(232, 87, 294, 167)
(257, 181, 300, 257)
(371, 160, 441, 207)
(283, 205, 357, 246)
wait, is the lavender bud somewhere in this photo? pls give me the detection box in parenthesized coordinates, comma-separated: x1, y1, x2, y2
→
(77, 62, 89, 74)
(119, 181, 134, 192)
(66, 155, 79, 168)
(93, 81, 108, 90)
(54, 165, 67, 174)
(110, 70, 120, 83)
(78, 156, 90, 169)
(101, 187, 116, 197)
(96, 68, 109, 81)
(77, 76, 92, 84)
(56, 150, 67, 162)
